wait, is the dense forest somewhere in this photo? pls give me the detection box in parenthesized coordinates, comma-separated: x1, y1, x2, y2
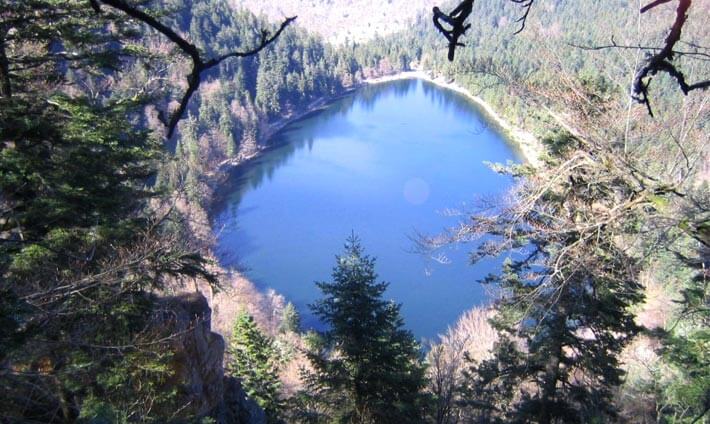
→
(1, 0, 707, 423)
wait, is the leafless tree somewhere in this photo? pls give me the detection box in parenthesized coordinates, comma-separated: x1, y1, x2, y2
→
(426, 307, 499, 423)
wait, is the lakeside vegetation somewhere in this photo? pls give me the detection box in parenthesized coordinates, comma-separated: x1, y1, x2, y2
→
(1, 0, 707, 422)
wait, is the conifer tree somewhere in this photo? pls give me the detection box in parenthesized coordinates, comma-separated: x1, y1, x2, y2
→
(0, 1, 237, 420)
(227, 312, 283, 422)
(280, 302, 302, 334)
(0, 7, 190, 420)
(453, 128, 652, 423)
(653, 246, 710, 423)
(297, 235, 427, 423)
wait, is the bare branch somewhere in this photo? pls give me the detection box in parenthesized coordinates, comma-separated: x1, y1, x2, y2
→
(509, 0, 536, 34)
(632, 0, 709, 116)
(95, 0, 296, 138)
(568, 36, 710, 61)
(640, 0, 674, 13)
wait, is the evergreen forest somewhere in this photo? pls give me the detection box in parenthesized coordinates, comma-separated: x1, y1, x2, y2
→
(1, 0, 707, 423)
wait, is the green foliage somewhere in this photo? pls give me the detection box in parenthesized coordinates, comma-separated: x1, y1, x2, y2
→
(295, 235, 428, 423)
(540, 129, 581, 160)
(457, 129, 661, 422)
(0, 1, 215, 421)
(655, 248, 710, 423)
(662, 330, 710, 422)
(0, 1, 410, 422)
(280, 302, 302, 333)
(461, 337, 524, 423)
(226, 312, 283, 422)
(4, 1, 706, 422)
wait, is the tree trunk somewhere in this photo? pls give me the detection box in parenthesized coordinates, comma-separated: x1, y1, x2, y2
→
(0, 32, 11, 98)
(538, 352, 561, 424)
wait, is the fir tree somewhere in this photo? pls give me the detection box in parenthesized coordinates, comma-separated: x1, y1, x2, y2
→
(226, 312, 283, 422)
(297, 235, 427, 423)
(456, 128, 649, 423)
(280, 302, 302, 334)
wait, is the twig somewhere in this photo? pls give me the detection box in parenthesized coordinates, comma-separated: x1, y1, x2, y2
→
(510, 0, 536, 34)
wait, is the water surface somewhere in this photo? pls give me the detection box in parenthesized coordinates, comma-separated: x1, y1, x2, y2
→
(214, 79, 522, 339)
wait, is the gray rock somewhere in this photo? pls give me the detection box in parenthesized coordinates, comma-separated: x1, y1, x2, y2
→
(158, 292, 266, 423)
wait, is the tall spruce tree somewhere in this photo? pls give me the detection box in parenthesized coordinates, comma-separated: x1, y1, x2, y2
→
(226, 312, 283, 423)
(297, 235, 427, 423)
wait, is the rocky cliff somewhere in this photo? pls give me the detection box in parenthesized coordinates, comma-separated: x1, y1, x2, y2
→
(159, 292, 266, 423)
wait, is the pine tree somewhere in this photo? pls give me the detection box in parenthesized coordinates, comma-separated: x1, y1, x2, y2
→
(654, 246, 710, 423)
(298, 235, 427, 423)
(280, 302, 301, 334)
(227, 312, 283, 422)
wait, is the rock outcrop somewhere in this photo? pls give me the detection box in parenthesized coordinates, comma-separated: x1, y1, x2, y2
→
(158, 292, 265, 423)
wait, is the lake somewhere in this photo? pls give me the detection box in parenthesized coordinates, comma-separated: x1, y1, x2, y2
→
(213, 78, 523, 340)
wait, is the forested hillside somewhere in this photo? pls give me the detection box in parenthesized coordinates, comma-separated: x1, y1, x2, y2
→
(1, 0, 707, 422)
(231, 0, 437, 44)
(158, 0, 412, 212)
(1, 0, 411, 420)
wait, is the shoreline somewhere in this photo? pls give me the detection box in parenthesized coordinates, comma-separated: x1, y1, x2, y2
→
(203, 68, 544, 340)
(365, 70, 543, 167)
(214, 88, 358, 173)
(215, 68, 543, 175)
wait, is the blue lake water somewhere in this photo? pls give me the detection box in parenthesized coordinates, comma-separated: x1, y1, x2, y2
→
(213, 79, 523, 340)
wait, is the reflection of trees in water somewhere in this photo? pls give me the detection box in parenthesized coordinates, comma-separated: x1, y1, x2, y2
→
(419, 80, 526, 158)
(213, 77, 521, 221)
(214, 79, 423, 217)
(420, 80, 482, 123)
(357, 79, 417, 111)
(213, 139, 302, 220)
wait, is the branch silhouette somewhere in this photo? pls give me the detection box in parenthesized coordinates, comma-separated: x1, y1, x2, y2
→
(632, 0, 708, 116)
(433, 0, 474, 61)
(94, 0, 296, 137)
(568, 36, 710, 61)
(433, 0, 707, 118)
(510, 0, 535, 34)
(432, 0, 536, 61)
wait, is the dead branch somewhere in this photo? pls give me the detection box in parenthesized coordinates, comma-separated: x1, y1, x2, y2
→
(568, 36, 710, 61)
(433, 0, 474, 61)
(632, 0, 709, 116)
(640, 0, 674, 13)
(93, 0, 296, 138)
(509, 0, 536, 34)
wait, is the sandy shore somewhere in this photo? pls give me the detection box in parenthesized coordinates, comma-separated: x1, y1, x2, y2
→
(365, 70, 543, 167)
